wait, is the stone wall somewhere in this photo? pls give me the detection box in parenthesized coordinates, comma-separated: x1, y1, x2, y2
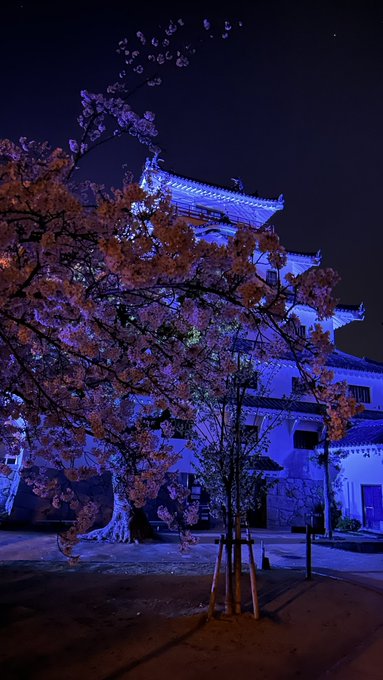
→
(267, 477, 323, 529)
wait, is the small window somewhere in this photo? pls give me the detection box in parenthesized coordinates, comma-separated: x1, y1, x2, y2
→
(190, 485, 202, 500)
(171, 419, 193, 439)
(238, 371, 258, 390)
(196, 204, 226, 221)
(246, 373, 258, 389)
(232, 338, 256, 354)
(348, 385, 371, 404)
(292, 377, 307, 396)
(286, 319, 307, 339)
(293, 430, 319, 449)
(0, 455, 18, 466)
(242, 425, 259, 441)
(266, 270, 278, 287)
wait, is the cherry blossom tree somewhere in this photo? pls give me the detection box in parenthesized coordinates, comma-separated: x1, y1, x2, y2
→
(0, 139, 249, 550)
(192, 343, 283, 614)
(0, 17, 246, 554)
(188, 299, 361, 611)
(0, 16, 360, 562)
(0, 135, 360, 557)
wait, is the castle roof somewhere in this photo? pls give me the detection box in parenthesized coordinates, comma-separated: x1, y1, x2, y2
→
(141, 158, 284, 228)
(243, 395, 383, 421)
(157, 168, 283, 207)
(331, 304, 365, 330)
(328, 422, 383, 448)
(243, 395, 325, 416)
(327, 349, 383, 375)
(287, 249, 321, 263)
(277, 347, 380, 375)
(140, 160, 325, 269)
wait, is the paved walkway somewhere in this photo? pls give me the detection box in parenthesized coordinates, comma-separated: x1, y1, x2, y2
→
(2, 529, 383, 680)
(1, 529, 382, 589)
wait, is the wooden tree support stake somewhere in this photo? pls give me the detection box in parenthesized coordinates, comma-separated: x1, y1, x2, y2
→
(247, 526, 260, 620)
(207, 534, 224, 620)
(208, 530, 260, 620)
(234, 514, 242, 615)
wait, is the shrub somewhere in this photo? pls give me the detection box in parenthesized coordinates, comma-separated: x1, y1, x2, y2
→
(336, 517, 362, 532)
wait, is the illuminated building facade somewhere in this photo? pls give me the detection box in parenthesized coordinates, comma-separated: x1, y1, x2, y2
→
(141, 158, 383, 532)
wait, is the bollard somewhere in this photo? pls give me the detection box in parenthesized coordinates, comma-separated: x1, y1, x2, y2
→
(305, 524, 312, 580)
(261, 539, 271, 570)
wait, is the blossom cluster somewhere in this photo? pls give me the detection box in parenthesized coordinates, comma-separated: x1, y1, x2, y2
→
(157, 477, 199, 551)
(68, 18, 242, 168)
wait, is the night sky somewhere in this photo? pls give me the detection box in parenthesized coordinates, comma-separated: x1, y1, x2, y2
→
(1, 1, 383, 360)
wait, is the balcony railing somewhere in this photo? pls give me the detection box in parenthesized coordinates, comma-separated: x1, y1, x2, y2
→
(173, 204, 269, 231)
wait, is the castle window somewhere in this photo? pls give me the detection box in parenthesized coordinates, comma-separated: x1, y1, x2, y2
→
(196, 204, 226, 221)
(286, 318, 307, 339)
(293, 430, 319, 449)
(292, 377, 307, 396)
(0, 454, 18, 466)
(266, 270, 278, 287)
(232, 338, 256, 354)
(246, 372, 258, 389)
(171, 419, 193, 439)
(348, 385, 371, 403)
(238, 371, 258, 390)
(242, 425, 259, 442)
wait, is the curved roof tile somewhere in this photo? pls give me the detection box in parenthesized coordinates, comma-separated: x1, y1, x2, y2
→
(329, 422, 383, 447)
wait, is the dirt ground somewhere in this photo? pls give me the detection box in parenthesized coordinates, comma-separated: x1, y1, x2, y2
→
(1, 564, 383, 680)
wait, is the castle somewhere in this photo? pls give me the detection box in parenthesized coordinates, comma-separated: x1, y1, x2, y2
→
(140, 158, 383, 532)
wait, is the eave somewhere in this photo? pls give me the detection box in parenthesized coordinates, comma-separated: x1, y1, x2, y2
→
(333, 303, 365, 330)
(140, 158, 284, 228)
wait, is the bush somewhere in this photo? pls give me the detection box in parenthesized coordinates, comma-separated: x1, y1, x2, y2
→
(336, 517, 362, 532)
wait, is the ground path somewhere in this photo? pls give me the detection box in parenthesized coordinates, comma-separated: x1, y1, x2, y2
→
(1, 529, 382, 679)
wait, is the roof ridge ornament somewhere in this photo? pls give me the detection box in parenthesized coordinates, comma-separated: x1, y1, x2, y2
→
(230, 177, 244, 192)
(144, 151, 164, 172)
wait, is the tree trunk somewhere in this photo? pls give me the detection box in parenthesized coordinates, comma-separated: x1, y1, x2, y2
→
(234, 512, 242, 614)
(82, 486, 134, 542)
(323, 438, 333, 539)
(82, 467, 154, 543)
(225, 491, 234, 615)
(233, 362, 244, 614)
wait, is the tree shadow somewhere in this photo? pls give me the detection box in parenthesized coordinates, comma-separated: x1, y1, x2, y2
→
(100, 615, 207, 680)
